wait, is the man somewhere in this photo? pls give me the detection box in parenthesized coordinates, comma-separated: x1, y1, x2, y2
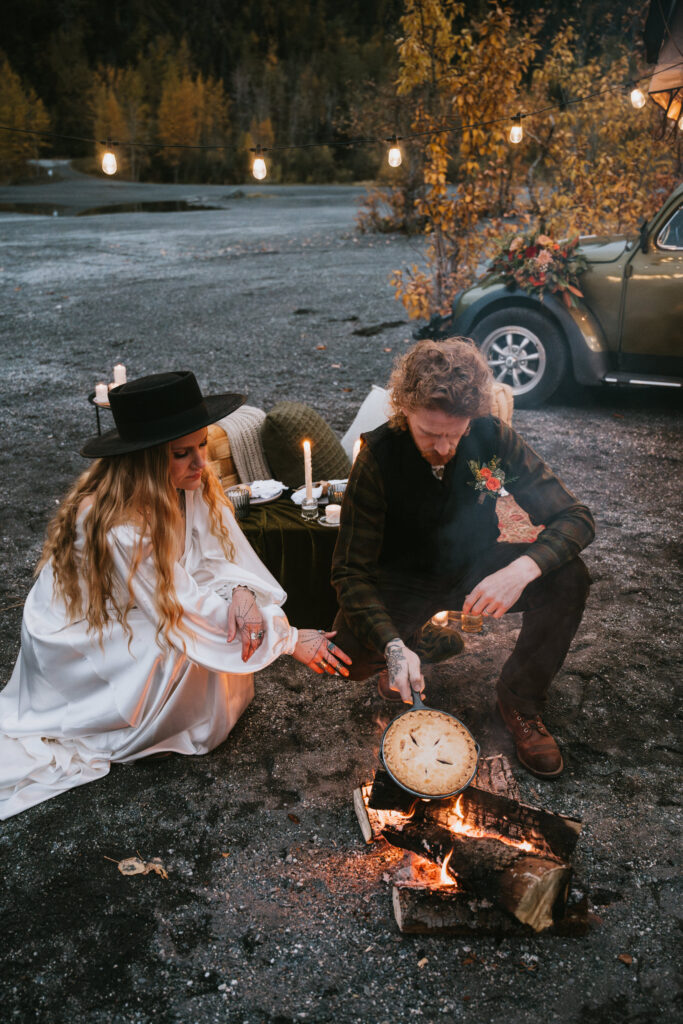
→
(331, 338, 594, 779)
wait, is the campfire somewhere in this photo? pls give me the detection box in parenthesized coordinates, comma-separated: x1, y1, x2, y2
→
(354, 755, 583, 935)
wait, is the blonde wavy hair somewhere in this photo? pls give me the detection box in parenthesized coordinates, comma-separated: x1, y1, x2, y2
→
(388, 338, 493, 429)
(39, 443, 234, 648)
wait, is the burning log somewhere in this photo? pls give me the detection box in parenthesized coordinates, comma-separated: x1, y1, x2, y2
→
(353, 764, 583, 934)
(392, 881, 524, 936)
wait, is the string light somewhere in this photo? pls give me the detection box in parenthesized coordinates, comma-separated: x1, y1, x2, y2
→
(387, 135, 403, 167)
(630, 85, 647, 109)
(1, 57, 681, 175)
(251, 146, 267, 180)
(101, 140, 117, 175)
(509, 114, 524, 144)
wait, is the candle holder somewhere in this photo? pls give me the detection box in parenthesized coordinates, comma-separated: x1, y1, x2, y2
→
(300, 497, 318, 521)
(227, 485, 251, 521)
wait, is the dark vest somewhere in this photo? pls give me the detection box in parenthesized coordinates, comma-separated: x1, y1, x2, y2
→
(363, 417, 501, 578)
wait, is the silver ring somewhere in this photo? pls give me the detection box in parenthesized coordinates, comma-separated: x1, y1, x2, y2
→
(250, 631, 264, 641)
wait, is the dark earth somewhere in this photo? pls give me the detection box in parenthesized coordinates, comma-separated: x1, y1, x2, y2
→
(0, 165, 681, 1024)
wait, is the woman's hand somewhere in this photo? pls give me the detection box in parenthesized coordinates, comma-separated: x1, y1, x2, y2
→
(227, 586, 265, 662)
(292, 630, 352, 677)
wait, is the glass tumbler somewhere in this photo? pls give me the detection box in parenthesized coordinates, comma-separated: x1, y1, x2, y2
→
(227, 485, 251, 521)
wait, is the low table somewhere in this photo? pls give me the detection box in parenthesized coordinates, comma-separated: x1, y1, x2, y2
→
(240, 497, 339, 630)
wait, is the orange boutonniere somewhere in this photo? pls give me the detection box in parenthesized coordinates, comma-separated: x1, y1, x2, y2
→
(468, 457, 515, 501)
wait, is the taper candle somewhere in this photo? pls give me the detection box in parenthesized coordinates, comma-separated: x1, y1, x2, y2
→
(303, 439, 313, 500)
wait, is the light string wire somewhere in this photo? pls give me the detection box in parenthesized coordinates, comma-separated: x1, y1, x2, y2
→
(0, 58, 682, 158)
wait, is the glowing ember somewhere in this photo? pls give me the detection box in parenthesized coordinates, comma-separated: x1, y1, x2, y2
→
(446, 795, 536, 853)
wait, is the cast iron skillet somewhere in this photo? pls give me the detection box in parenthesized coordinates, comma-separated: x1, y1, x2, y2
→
(380, 686, 480, 800)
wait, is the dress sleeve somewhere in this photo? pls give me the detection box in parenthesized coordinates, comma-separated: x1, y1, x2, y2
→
(108, 520, 298, 675)
(331, 444, 399, 653)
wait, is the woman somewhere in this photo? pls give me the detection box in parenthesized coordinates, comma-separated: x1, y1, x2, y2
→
(0, 371, 350, 819)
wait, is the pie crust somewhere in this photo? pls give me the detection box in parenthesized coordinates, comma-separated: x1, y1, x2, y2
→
(382, 710, 477, 796)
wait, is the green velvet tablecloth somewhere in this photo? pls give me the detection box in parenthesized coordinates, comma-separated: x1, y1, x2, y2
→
(240, 497, 339, 630)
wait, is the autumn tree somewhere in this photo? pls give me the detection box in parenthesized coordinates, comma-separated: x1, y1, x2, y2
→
(388, 0, 541, 319)
(0, 54, 50, 180)
(92, 67, 151, 180)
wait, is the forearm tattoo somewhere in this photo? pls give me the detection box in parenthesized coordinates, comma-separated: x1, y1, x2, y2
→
(385, 639, 406, 688)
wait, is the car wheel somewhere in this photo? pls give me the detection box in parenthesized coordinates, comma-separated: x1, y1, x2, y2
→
(471, 309, 567, 409)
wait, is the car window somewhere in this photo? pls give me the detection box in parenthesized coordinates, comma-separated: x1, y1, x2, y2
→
(657, 207, 683, 250)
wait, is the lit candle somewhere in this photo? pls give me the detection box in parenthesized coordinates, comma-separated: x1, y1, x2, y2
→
(95, 382, 108, 405)
(431, 610, 449, 627)
(303, 439, 313, 500)
(113, 363, 127, 385)
(352, 438, 362, 463)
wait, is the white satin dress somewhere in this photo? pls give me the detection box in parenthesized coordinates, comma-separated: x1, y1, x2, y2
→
(0, 489, 298, 819)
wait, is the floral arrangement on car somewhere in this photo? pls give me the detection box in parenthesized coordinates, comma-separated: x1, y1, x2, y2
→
(488, 233, 589, 308)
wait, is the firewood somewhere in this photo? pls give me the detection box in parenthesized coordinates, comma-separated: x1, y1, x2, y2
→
(392, 881, 525, 935)
(498, 856, 571, 933)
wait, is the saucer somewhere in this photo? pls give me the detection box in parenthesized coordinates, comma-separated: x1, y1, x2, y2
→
(318, 516, 339, 528)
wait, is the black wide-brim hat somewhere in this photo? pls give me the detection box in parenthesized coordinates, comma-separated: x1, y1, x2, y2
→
(81, 371, 246, 458)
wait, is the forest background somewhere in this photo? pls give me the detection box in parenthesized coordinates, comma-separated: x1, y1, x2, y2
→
(1, 0, 681, 316)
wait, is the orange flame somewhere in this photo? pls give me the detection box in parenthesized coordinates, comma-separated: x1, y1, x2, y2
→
(440, 847, 456, 886)
(446, 795, 536, 853)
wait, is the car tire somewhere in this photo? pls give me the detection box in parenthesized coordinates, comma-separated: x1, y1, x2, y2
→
(471, 309, 567, 409)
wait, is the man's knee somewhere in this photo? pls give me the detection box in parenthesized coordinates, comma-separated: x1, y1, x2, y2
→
(331, 610, 384, 681)
(541, 556, 591, 610)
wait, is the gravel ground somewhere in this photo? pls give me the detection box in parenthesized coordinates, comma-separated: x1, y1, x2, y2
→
(0, 170, 681, 1024)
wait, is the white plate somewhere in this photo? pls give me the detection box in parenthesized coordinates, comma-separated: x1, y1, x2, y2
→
(317, 515, 339, 528)
(250, 488, 284, 505)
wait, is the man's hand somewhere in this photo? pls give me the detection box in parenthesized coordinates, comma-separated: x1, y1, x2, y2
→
(384, 638, 425, 703)
(463, 555, 541, 618)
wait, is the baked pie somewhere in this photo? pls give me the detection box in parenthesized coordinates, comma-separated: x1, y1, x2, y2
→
(382, 709, 477, 796)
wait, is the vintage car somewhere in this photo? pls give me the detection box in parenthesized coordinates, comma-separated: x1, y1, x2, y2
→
(415, 183, 683, 407)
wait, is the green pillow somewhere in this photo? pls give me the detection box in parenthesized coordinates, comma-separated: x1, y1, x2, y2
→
(261, 402, 351, 489)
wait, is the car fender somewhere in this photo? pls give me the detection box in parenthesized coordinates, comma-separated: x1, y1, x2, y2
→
(446, 284, 611, 386)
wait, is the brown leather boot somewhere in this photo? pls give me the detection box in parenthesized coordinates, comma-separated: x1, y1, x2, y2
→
(497, 700, 564, 778)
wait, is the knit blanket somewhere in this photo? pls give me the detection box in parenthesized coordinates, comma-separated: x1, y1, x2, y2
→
(216, 406, 271, 484)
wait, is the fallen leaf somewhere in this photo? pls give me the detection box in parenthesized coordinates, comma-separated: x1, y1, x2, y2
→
(113, 855, 169, 879)
(221, 852, 230, 858)
(463, 956, 476, 966)
(383, 347, 392, 352)
(417, 957, 428, 968)
(288, 813, 300, 824)
(331, 363, 341, 368)
(118, 857, 147, 876)
(342, 387, 353, 392)
(315, 344, 326, 350)
(618, 953, 633, 965)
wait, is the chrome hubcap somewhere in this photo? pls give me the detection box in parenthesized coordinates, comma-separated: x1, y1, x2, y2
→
(480, 326, 546, 395)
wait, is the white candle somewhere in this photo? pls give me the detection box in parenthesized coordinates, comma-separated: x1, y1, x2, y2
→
(95, 382, 108, 404)
(113, 363, 127, 385)
(303, 439, 313, 500)
(431, 610, 449, 627)
(352, 438, 362, 463)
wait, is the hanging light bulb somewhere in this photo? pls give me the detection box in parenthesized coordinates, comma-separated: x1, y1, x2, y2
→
(251, 147, 267, 180)
(101, 141, 117, 175)
(387, 135, 402, 167)
(509, 114, 523, 144)
(630, 86, 647, 109)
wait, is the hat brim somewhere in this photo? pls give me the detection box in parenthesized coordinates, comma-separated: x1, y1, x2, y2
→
(80, 392, 246, 458)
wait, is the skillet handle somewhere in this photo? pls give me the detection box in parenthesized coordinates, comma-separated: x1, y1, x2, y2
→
(410, 686, 426, 709)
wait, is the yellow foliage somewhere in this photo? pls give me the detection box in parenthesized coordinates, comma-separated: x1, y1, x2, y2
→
(0, 56, 50, 179)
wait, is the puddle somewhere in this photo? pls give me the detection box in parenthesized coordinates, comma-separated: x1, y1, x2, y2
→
(0, 201, 223, 217)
